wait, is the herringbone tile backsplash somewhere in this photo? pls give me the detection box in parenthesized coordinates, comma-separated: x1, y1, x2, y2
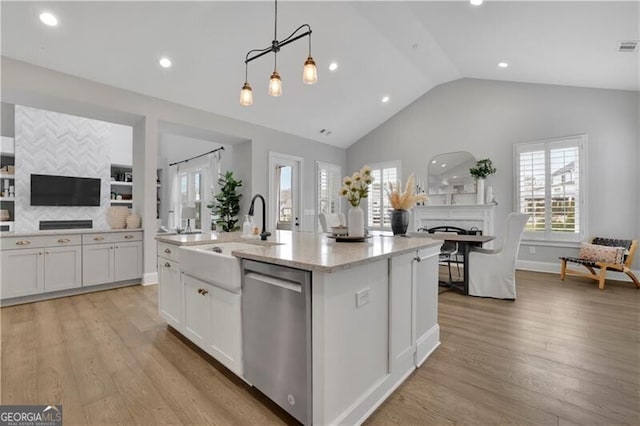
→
(15, 106, 111, 232)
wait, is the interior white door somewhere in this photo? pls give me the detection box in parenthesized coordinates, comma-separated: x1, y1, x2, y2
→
(82, 244, 115, 286)
(114, 241, 143, 281)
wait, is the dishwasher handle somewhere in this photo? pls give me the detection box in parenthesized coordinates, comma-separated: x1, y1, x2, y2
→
(245, 272, 302, 293)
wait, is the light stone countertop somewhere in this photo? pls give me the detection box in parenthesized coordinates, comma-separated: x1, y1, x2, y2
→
(1, 228, 143, 238)
(156, 230, 442, 273)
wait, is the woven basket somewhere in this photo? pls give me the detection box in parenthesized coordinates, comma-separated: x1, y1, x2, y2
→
(107, 206, 129, 229)
(126, 213, 141, 229)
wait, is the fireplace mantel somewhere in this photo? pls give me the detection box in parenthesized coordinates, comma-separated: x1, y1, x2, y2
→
(412, 204, 496, 237)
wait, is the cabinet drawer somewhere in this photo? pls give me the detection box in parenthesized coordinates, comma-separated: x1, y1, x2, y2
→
(83, 231, 142, 245)
(1, 234, 82, 250)
(158, 242, 180, 262)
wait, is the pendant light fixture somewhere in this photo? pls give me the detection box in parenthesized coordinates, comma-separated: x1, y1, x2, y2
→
(240, 0, 317, 105)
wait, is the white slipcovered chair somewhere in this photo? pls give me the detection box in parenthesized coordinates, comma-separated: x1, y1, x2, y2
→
(468, 213, 529, 299)
(318, 212, 346, 233)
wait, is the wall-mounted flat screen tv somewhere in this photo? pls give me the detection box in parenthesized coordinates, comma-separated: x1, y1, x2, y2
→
(31, 174, 101, 206)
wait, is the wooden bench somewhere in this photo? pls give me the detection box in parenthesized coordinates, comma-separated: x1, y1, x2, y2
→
(560, 238, 639, 289)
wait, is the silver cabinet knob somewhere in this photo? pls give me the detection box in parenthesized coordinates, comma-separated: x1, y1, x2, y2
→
(164, 262, 171, 268)
(164, 248, 171, 254)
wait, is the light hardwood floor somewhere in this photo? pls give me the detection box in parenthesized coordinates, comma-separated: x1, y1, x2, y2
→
(1, 270, 639, 425)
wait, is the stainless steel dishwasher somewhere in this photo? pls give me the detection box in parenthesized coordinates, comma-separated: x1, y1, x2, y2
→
(241, 259, 312, 425)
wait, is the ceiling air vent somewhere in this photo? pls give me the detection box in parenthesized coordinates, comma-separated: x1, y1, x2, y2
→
(618, 41, 638, 52)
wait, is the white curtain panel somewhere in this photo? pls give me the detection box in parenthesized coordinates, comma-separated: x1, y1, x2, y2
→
(168, 164, 181, 229)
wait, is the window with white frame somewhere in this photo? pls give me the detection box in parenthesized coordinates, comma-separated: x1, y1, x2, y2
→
(180, 170, 203, 229)
(514, 135, 586, 242)
(316, 162, 341, 216)
(367, 161, 400, 229)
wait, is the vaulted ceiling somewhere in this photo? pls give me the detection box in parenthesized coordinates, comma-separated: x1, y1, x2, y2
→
(2, 1, 638, 148)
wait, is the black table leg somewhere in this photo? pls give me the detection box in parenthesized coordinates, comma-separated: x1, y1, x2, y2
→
(461, 242, 471, 295)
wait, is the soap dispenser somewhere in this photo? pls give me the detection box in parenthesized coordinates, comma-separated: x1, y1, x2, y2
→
(242, 215, 254, 237)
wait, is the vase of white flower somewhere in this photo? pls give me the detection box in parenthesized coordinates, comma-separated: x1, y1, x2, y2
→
(339, 165, 374, 237)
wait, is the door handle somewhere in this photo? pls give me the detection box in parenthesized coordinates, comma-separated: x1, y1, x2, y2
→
(164, 262, 171, 268)
(200, 288, 209, 295)
(16, 240, 30, 246)
(124, 235, 134, 239)
(94, 236, 105, 241)
(58, 238, 70, 244)
(164, 248, 171, 254)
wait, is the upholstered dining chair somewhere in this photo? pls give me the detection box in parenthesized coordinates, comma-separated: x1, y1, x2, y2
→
(318, 213, 346, 233)
(468, 213, 529, 299)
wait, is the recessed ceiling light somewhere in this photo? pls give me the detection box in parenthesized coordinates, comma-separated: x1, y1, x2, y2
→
(431, 160, 437, 164)
(452, 176, 457, 179)
(159, 57, 172, 68)
(328, 62, 338, 71)
(381, 96, 390, 103)
(470, 0, 484, 6)
(498, 62, 509, 68)
(39, 12, 58, 26)
(441, 164, 447, 168)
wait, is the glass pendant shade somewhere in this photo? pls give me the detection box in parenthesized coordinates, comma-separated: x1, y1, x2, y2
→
(239, 82, 253, 106)
(302, 56, 318, 85)
(268, 71, 283, 97)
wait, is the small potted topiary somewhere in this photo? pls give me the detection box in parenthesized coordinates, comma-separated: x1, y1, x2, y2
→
(469, 159, 496, 204)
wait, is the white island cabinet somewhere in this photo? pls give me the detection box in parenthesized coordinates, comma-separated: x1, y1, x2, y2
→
(156, 231, 442, 426)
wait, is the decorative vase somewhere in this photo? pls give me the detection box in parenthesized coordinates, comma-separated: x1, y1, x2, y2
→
(348, 205, 365, 237)
(107, 206, 129, 229)
(390, 209, 409, 235)
(126, 213, 141, 229)
(476, 178, 485, 205)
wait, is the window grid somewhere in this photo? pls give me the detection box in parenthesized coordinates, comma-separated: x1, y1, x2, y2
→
(367, 162, 399, 229)
(515, 136, 585, 241)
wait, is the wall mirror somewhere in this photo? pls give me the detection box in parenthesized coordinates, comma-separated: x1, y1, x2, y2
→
(428, 151, 477, 196)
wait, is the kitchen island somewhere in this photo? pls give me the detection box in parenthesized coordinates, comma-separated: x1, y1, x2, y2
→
(156, 230, 442, 425)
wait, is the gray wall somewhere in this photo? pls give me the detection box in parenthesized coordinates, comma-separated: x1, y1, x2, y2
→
(1, 102, 15, 137)
(347, 78, 639, 271)
(2, 57, 346, 280)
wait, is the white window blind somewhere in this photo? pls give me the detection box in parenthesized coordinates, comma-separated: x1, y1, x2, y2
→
(515, 135, 586, 241)
(317, 162, 341, 215)
(368, 161, 400, 229)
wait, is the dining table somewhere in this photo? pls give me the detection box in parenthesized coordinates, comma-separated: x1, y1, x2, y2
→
(429, 234, 496, 294)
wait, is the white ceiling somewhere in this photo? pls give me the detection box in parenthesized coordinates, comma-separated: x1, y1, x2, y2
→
(1, 1, 638, 148)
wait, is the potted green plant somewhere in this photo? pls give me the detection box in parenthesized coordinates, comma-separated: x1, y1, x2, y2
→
(208, 171, 242, 232)
(469, 159, 496, 204)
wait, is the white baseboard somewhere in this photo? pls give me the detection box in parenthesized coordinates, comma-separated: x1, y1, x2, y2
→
(142, 272, 158, 286)
(517, 260, 639, 283)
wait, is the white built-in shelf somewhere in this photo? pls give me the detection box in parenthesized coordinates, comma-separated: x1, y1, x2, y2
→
(0, 197, 15, 202)
(110, 200, 133, 204)
(111, 181, 133, 186)
(0, 174, 15, 180)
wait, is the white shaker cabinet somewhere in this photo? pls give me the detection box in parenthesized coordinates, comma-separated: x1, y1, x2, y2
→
(44, 246, 82, 292)
(1, 235, 83, 298)
(114, 241, 143, 281)
(1, 248, 44, 298)
(182, 274, 211, 348)
(157, 242, 182, 330)
(180, 273, 243, 375)
(82, 243, 115, 286)
(82, 232, 143, 287)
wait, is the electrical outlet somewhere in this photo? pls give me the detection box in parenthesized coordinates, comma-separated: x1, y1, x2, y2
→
(356, 288, 370, 308)
(529, 246, 536, 254)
